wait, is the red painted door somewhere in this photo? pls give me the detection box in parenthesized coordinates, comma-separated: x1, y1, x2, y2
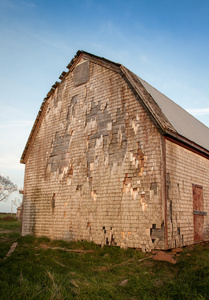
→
(193, 185, 204, 242)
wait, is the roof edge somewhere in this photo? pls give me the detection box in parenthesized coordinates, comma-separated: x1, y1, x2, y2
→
(120, 66, 209, 157)
(164, 130, 209, 158)
(67, 50, 121, 70)
(20, 51, 122, 164)
(120, 65, 176, 133)
(20, 97, 49, 164)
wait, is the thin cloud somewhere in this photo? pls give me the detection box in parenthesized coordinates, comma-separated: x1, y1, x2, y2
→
(0, 0, 36, 10)
(0, 0, 19, 9)
(21, 1, 37, 9)
(0, 120, 33, 128)
(187, 108, 209, 116)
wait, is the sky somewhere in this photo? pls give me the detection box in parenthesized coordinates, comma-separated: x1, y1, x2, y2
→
(0, 0, 209, 212)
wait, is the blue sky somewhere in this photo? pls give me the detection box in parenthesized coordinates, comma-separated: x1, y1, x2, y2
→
(0, 0, 209, 212)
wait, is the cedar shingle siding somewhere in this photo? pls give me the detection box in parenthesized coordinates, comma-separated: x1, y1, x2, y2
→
(21, 51, 209, 251)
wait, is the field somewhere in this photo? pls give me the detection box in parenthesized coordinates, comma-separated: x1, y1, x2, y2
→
(0, 214, 209, 299)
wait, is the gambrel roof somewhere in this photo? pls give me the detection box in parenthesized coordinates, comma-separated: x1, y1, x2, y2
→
(21, 50, 209, 163)
(122, 67, 209, 154)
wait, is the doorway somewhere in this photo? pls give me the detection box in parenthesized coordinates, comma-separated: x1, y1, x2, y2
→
(193, 184, 204, 242)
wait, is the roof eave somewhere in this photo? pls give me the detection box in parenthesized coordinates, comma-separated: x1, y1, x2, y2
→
(164, 129, 209, 158)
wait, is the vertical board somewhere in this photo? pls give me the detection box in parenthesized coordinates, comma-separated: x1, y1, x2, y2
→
(193, 185, 204, 242)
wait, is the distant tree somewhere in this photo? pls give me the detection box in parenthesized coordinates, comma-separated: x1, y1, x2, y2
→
(0, 175, 17, 202)
(14, 198, 22, 207)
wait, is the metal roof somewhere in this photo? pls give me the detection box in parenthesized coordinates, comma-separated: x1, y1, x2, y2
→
(137, 76, 209, 152)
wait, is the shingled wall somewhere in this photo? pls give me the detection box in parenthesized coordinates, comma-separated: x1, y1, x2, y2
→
(21, 57, 165, 251)
(166, 139, 209, 248)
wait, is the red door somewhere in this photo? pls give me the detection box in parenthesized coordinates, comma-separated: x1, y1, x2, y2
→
(193, 185, 204, 242)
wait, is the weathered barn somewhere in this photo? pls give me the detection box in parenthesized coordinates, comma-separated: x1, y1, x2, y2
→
(21, 51, 209, 251)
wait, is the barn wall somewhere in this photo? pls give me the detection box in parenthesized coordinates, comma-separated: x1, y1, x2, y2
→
(22, 58, 164, 251)
(166, 139, 209, 248)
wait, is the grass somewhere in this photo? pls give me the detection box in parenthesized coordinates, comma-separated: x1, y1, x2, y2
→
(0, 215, 209, 299)
(0, 214, 21, 260)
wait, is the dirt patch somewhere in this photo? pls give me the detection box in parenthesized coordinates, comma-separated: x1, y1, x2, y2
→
(37, 244, 95, 253)
(152, 251, 176, 264)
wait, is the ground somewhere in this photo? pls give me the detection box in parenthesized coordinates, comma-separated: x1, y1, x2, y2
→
(0, 213, 209, 299)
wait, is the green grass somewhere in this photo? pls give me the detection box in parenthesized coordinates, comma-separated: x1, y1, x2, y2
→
(0, 214, 21, 260)
(1, 216, 209, 299)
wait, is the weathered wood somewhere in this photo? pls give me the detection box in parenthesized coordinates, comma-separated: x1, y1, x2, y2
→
(21, 51, 209, 253)
(73, 60, 89, 86)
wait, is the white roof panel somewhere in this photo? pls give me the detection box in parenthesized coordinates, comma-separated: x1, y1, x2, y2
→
(138, 76, 209, 152)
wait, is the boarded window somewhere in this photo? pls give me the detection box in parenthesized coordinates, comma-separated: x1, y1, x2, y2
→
(74, 60, 89, 86)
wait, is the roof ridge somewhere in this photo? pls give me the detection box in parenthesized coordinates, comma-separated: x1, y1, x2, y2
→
(66, 50, 121, 70)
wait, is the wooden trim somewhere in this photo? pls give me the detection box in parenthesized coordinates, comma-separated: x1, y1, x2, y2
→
(82, 53, 121, 74)
(161, 136, 168, 249)
(192, 184, 203, 189)
(120, 66, 175, 134)
(21, 99, 49, 164)
(193, 210, 207, 216)
(165, 134, 209, 159)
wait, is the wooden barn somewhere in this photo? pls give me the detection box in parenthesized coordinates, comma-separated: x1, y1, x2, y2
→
(21, 51, 209, 251)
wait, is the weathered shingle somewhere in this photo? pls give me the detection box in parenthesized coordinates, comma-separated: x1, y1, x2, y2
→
(21, 51, 209, 163)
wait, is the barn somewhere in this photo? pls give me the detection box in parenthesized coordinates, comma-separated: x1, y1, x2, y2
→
(21, 51, 209, 251)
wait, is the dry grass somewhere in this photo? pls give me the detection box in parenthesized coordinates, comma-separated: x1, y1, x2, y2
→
(0, 215, 209, 299)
